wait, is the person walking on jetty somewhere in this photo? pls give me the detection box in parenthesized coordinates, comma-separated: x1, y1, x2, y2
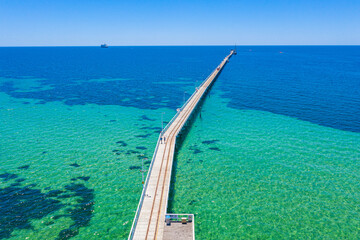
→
(160, 136, 163, 144)
(164, 136, 166, 143)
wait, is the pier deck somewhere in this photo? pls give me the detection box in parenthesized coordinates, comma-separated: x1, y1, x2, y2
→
(129, 50, 235, 240)
(163, 222, 194, 240)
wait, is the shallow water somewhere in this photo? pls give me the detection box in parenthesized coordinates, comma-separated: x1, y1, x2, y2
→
(1, 46, 360, 239)
(0, 92, 168, 239)
(169, 91, 360, 239)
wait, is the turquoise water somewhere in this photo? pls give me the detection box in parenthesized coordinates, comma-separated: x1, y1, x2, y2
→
(1, 46, 360, 239)
(169, 91, 360, 239)
(0, 90, 174, 239)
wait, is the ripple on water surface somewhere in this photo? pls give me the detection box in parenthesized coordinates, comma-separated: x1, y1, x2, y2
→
(1, 46, 359, 239)
(169, 93, 360, 239)
(0, 92, 175, 239)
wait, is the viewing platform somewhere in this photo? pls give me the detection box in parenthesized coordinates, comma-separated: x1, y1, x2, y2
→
(129, 50, 235, 240)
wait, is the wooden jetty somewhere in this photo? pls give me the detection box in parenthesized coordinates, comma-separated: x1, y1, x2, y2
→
(129, 50, 235, 240)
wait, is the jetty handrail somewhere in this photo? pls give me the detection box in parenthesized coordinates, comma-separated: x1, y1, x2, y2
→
(161, 52, 231, 136)
(165, 213, 194, 216)
(160, 70, 214, 136)
(165, 213, 194, 220)
(129, 50, 233, 239)
(128, 67, 211, 237)
(163, 59, 229, 214)
(128, 134, 162, 240)
(163, 66, 223, 213)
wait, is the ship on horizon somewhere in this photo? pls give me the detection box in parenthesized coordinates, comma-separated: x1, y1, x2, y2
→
(101, 44, 108, 48)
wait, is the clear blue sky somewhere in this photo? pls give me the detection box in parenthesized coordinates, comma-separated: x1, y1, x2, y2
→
(1, 0, 359, 46)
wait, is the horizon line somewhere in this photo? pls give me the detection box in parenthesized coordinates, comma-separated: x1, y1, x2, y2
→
(1, 44, 360, 47)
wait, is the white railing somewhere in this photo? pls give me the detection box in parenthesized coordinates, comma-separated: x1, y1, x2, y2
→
(128, 134, 161, 240)
(160, 51, 233, 136)
(128, 51, 233, 239)
(129, 69, 212, 239)
(161, 54, 231, 239)
(160, 70, 215, 136)
(165, 213, 194, 222)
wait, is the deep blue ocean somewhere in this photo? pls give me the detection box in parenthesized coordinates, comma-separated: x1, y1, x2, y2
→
(1, 46, 359, 132)
(1, 46, 360, 239)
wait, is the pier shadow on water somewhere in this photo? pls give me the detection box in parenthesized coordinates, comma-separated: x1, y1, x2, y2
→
(168, 87, 214, 213)
(0, 171, 94, 239)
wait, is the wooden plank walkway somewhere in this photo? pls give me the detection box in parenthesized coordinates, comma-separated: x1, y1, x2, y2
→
(129, 50, 235, 240)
